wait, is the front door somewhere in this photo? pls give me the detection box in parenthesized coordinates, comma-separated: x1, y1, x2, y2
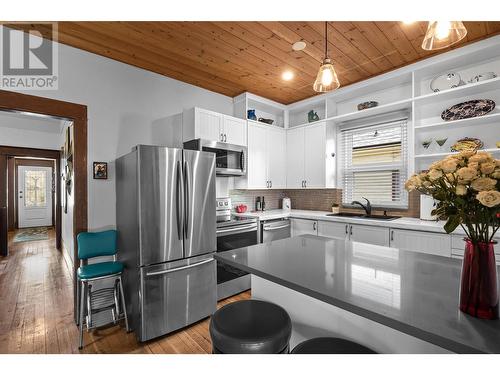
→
(18, 166, 53, 228)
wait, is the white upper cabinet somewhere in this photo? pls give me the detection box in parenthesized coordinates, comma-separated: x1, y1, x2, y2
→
(183, 107, 247, 146)
(247, 122, 268, 189)
(222, 115, 247, 145)
(286, 121, 333, 189)
(266, 126, 287, 189)
(304, 122, 327, 188)
(286, 127, 305, 189)
(237, 121, 286, 189)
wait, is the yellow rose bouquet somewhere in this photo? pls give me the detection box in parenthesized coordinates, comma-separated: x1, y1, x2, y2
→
(406, 150, 500, 319)
(406, 150, 500, 242)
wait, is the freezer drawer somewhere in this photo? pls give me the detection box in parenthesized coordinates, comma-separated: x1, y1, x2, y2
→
(139, 255, 216, 341)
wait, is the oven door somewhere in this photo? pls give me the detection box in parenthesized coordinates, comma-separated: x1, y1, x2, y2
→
(216, 223, 258, 282)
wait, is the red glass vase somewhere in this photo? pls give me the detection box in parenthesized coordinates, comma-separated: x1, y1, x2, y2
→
(459, 239, 499, 319)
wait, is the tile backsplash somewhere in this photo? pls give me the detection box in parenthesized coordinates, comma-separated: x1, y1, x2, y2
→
(229, 188, 420, 218)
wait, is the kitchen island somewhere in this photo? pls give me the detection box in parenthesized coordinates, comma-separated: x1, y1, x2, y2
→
(215, 235, 500, 354)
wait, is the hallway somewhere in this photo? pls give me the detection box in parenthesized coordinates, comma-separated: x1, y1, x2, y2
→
(0, 229, 249, 353)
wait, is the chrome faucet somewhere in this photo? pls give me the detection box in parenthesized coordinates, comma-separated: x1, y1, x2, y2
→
(351, 197, 372, 216)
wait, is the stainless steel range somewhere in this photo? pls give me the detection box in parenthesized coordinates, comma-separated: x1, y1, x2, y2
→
(216, 197, 258, 301)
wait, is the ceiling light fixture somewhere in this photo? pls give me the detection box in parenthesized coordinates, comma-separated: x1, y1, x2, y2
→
(282, 70, 294, 81)
(421, 21, 467, 50)
(292, 41, 306, 51)
(313, 22, 340, 93)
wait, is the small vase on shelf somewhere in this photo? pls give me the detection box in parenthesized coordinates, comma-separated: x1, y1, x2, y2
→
(459, 239, 499, 319)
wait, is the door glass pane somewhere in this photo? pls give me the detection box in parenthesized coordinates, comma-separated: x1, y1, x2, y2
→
(24, 170, 47, 207)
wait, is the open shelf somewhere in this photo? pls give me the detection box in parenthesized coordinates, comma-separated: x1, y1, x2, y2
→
(414, 148, 500, 159)
(329, 98, 413, 123)
(414, 76, 500, 106)
(414, 112, 500, 130)
(247, 118, 284, 128)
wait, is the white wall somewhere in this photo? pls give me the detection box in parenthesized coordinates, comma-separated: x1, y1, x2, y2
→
(0, 113, 64, 150)
(2, 27, 234, 232)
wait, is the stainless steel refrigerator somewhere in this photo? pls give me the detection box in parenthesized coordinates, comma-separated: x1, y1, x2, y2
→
(116, 145, 216, 342)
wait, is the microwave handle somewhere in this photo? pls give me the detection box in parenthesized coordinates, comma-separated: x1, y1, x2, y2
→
(240, 150, 245, 171)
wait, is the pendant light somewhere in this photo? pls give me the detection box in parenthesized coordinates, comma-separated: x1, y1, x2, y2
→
(421, 21, 467, 50)
(313, 22, 340, 92)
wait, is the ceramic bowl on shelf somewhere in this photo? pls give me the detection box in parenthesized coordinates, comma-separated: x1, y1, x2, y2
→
(468, 72, 497, 83)
(430, 72, 464, 92)
(441, 99, 495, 121)
(357, 101, 378, 111)
(450, 137, 484, 152)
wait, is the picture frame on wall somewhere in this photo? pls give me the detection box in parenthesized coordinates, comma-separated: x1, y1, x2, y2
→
(93, 162, 108, 179)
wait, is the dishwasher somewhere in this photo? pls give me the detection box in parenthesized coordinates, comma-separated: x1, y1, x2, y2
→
(261, 218, 291, 243)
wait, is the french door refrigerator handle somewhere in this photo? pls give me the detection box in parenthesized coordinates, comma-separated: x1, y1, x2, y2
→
(183, 160, 190, 239)
(145, 258, 214, 276)
(176, 160, 184, 240)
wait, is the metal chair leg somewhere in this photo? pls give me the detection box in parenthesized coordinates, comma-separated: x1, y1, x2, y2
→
(118, 276, 130, 333)
(78, 281, 86, 350)
(76, 278, 81, 326)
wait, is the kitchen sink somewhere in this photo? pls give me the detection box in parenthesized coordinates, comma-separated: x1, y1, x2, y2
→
(326, 213, 401, 221)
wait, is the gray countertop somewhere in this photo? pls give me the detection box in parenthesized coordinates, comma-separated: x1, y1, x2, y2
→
(215, 235, 500, 353)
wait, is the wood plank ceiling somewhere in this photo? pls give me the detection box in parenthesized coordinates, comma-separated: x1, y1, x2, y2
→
(9, 21, 500, 104)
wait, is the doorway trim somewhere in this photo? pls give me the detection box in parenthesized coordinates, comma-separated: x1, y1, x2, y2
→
(2, 147, 61, 247)
(0, 89, 88, 320)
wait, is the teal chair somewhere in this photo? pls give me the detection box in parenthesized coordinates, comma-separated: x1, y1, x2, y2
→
(77, 229, 129, 349)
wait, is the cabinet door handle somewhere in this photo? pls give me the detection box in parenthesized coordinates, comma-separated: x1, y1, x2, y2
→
(304, 180, 307, 188)
(224, 134, 227, 142)
(391, 230, 394, 242)
(349, 225, 353, 236)
(313, 221, 317, 231)
(220, 133, 223, 141)
(345, 224, 348, 234)
(270, 181, 272, 188)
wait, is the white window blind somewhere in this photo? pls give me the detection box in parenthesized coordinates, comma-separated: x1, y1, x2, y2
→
(341, 117, 408, 208)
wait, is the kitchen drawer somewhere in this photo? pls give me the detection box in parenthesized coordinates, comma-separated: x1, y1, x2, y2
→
(139, 256, 216, 341)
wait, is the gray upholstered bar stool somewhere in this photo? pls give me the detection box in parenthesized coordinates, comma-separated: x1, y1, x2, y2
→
(209, 300, 292, 354)
(291, 337, 376, 354)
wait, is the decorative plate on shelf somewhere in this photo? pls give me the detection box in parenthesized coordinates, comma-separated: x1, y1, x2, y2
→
(441, 99, 496, 121)
(430, 72, 464, 92)
(450, 137, 484, 152)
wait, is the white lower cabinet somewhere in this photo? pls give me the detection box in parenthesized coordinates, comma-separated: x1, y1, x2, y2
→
(291, 218, 318, 237)
(317, 221, 389, 246)
(390, 229, 451, 257)
(318, 221, 349, 240)
(451, 234, 500, 265)
(350, 224, 390, 247)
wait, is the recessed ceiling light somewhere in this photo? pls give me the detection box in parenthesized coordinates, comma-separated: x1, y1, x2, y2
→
(282, 70, 294, 81)
(401, 21, 416, 25)
(292, 41, 306, 51)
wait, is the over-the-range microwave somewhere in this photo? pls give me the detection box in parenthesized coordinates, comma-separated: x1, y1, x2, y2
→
(183, 139, 247, 177)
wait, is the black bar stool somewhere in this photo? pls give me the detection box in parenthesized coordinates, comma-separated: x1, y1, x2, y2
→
(210, 300, 292, 354)
(291, 337, 376, 354)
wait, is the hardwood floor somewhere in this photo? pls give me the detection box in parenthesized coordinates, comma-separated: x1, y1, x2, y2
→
(0, 229, 250, 354)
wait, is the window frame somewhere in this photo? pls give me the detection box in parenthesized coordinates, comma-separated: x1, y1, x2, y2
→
(337, 113, 409, 210)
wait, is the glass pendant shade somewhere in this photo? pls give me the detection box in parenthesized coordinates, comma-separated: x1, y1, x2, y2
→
(421, 21, 467, 50)
(313, 58, 340, 92)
